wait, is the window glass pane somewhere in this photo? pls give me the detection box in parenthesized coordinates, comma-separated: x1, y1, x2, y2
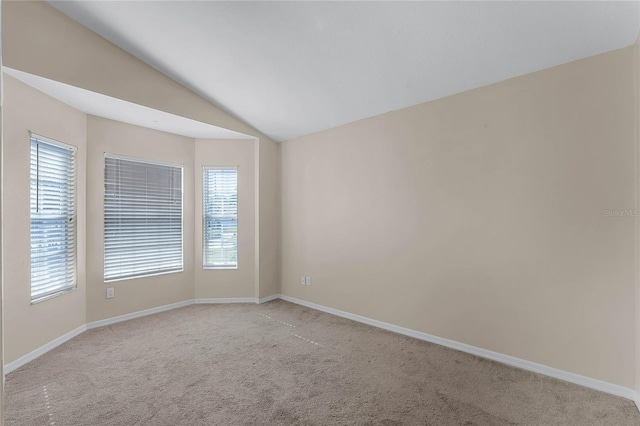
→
(30, 135, 77, 302)
(104, 155, 183, 281)
(203, 168, 238, 268)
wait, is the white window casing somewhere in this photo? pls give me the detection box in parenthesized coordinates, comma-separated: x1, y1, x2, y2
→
(30, 133, 77, 303)
(203, 167, 238, 269)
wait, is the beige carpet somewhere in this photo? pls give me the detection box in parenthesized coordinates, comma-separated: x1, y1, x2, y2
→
(5, 300, 639, 425)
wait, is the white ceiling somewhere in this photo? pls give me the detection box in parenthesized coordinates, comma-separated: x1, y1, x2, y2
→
(5, 67, 253, 140)
(49, 1, 639, 142)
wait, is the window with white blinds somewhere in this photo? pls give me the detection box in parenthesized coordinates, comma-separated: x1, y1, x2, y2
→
(30, 134, 77, 303)
(203, 167, 238, 268)
(104, 155, 183, 281)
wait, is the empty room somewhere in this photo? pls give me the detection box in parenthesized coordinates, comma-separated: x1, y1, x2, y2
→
(1, 0, 640, 424)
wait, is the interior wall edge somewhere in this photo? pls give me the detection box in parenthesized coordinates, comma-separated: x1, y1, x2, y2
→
(634, 30, 640, 403)
(255, 138, 261, 300)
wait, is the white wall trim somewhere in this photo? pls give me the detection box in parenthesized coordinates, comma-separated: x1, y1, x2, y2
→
(258, 294, 280, 304)
(194, 297, 257, 304)
(5, 293, 639, 407)
(86, 300, 194, 330)
(278, 294, 638, 402)
(4, 324, 87, 375)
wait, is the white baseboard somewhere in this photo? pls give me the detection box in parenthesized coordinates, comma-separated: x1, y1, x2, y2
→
(258, 294, 280, 304)
(86, 300, 194, 330)
(278, 294, 638, 402)
(6, 292, 640, 406)
(5, 297, 268, 374)
(194, 297, 256, 304)
(4, 324, 87, 375)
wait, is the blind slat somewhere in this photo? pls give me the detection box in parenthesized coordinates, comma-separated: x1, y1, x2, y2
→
(104, 155, 183, 281)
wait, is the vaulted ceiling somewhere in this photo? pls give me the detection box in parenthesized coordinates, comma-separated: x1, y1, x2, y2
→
(49, 1, 639, 142)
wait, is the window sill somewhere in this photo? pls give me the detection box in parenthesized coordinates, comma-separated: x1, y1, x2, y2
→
(203, 266, 238, 270)
(31, 286, 77, 305)
(104, 268, 184, 283)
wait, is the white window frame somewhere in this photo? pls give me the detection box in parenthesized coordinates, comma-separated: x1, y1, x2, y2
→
(103, 153, 184, 282)
(203, 166, 238, 269)
(30, 132, 78, 304)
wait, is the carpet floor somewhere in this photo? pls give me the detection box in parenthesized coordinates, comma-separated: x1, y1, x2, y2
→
(4, 300, 639, 425)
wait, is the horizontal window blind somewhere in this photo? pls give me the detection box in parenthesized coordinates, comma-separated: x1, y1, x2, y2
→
(30, 134, 77, 302)
(104, 155, 183, 281)
(203, 167, 238, 268)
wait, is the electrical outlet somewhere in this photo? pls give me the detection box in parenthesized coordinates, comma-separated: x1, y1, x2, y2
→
(305, 276, 311, 286)
(106, 287, 115, 299)
(300, 276, 306, 286)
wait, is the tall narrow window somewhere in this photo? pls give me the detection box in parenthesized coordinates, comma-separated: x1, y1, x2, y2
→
(30, 134, 77, 302)
(104, 155, 183, 281)
(203, 167, 238, 268)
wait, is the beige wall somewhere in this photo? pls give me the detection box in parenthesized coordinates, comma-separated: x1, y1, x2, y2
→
(86, 116, 194, 322)
(1, 0, 281, 303)
(1, 0, 282, 306)
(2, 75, 87, 364)
(635, 35, 640, 396)
(194, 139, 256, 299)
(280, 47, 636, 388)
(258, 140, 281, 299)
